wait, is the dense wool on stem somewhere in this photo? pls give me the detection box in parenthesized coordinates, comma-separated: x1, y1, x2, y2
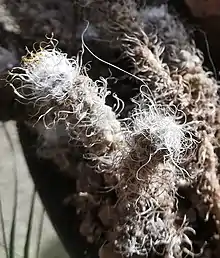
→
(9, 37, 197, 257)
(9, 1, 220, 256)
(140, 5, 220, 234)
(9, 42, 125, 159)
(78, 1, 220, 257)
(109, 105, 195, 257)
(130, 100, 196, 165)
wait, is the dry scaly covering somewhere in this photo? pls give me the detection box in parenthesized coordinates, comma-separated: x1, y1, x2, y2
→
(8, 2, 220, 258)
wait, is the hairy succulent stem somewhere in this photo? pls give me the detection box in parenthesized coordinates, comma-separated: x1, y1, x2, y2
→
(8, 2, 220, 257)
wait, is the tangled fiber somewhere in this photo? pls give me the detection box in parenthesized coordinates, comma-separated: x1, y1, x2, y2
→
(8, 1, 220, 258)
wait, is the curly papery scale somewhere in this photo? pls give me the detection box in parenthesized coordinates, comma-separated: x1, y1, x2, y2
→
(130, 103, 196, 165)
(20, 49, 81, 101)
(11, 47, 126, 157)
(9, 36, 196, 258)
